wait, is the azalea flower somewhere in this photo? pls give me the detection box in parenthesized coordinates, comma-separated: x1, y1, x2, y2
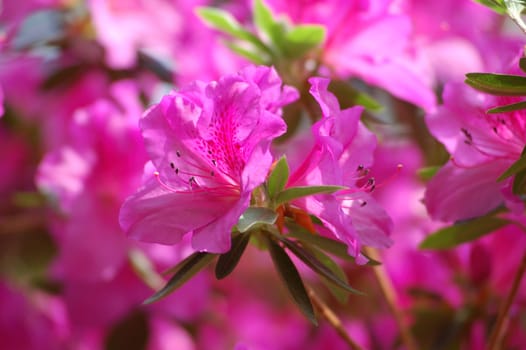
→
(285, 77, 392, 263)
(263, 0, 436, 110)
(424, 79, 526, 222)
(120, 65, 298, 253)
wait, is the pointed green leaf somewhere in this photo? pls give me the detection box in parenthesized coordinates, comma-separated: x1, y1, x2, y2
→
(487, 100, 526, 113)
(144, 252, 215, 304)
(196, 7, 266, 50)
(279, 237, 363, 295)
(224, 41, 269, 64)
(237, 207, 277, 232)
(268, 156, 290, 199)
(275, 185, 345, 205)
(254, 0, 276, 40)
(419, 216, 509, 250)
(417, 166, 440, 181)
(465, 73, 526, 95)
(497, 147, 526, 181)
(308, 245, 352, 304)
(286, 225, 381, 265)
(328, 80, 383, 112)
(265, 236, 317, 325)
(215, 233, 251, 279)
(282, 25, 326, 58)
(352, 91, 383, 112)
(473, 0, 506, 13)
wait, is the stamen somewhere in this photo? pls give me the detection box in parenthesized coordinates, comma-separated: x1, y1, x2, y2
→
(153, 171, 238, 196)
(461, 128, 473, 145)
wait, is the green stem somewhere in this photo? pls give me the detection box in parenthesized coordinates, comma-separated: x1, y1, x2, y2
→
(365, 248, 419, 350)
(487, 250, 526, 350)
(306, 286, 364, 350)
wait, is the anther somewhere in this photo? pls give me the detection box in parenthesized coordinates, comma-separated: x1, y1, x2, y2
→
(176, 151, 181, 157)
(170, 162, 175, 169)
(461, 127, 473, 145)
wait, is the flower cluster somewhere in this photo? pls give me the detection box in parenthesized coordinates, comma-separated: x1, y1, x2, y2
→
(1, 0, 526, 349)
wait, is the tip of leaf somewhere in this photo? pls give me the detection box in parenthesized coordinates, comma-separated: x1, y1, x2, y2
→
(142, 293, 162, 305)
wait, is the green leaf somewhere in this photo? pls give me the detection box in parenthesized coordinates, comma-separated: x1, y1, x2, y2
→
(105, 311, 149, 350)
(215, 233, 251, 279)
(145, 252, 215, 304)
(275, 185, 345, 205)
(265, 236, 317, 325)
(497, 147, 526, 181)
(417, 166, 440, 181)
(237, 207, 277, 232)
(254, 0, 276, 40)
(309, 246, 351, 304)
(286, 225, 381, 265)
(419, 216, 509, 250)
(473, 0, 506, 13)
(196, 7, 265, 49)
(279, 237, 363, 295)
(282, 25, 326, 58)
(328, 80, 383, 112)
(267, 156, 290, 199)
(224, 41, 269, 65)
(465, 73, 526, 95)
(487, 100, 526, 113)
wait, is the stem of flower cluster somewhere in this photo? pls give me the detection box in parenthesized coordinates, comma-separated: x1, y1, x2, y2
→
(307, 286, 364, 350)
(365, 248, 418, 350)
(487, 250, 526, 350)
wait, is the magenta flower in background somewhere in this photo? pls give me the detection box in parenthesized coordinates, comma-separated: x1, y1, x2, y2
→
(120, 65, 298, 253)
(285, 77, 392, 263)
(0, 282, 68, 350)
(264, 0, 436, 110)
(424, 77, 526, 222)
(37, 80, 147, 283)
(399, 0, 522, 84)
(89, 0, 182, 69)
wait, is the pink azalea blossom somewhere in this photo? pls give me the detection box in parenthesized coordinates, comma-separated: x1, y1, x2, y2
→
(120, 66, 298, 253)
(264, 0, 436, 110)
(285, 77, 392, 263)
(424, 78, 526, 222)
(89, 0, 183, 69)
(37, 80, 146, 281)
(0, 282, 69, 350)
(397, 0, 522, 84)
